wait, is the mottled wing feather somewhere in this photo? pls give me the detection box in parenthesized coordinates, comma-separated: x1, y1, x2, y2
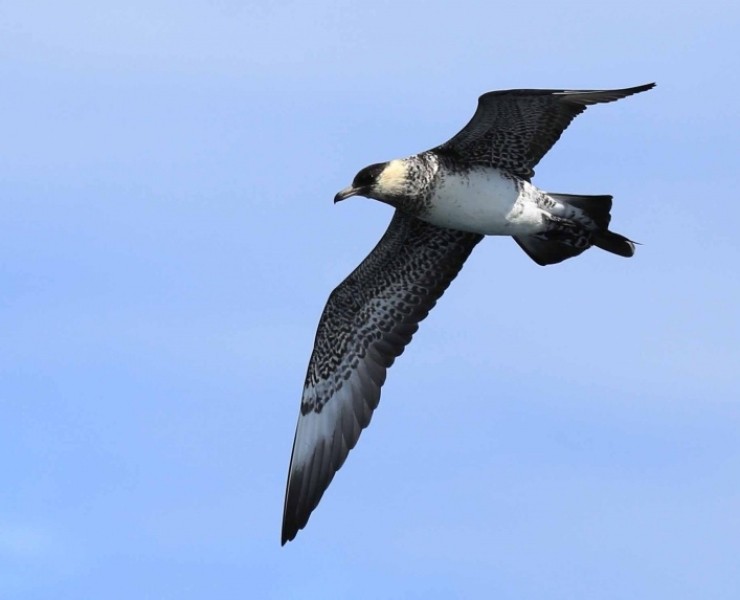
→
(434, 83, 655, 179)
(282, 210, 482, 544)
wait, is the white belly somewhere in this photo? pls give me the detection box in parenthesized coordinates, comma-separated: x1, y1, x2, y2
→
(422, 169, 546, 236)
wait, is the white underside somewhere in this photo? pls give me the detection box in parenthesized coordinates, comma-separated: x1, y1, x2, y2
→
(422, 169, 550, 236)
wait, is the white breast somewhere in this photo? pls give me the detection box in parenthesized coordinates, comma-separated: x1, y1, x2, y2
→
(423, 169, 546, 236)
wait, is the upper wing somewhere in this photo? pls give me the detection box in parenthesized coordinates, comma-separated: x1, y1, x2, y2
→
(282, 210, 482, 544)
(433, 83, 655, 179)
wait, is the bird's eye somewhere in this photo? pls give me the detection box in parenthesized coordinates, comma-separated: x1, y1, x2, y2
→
(353, 163, 385, 188)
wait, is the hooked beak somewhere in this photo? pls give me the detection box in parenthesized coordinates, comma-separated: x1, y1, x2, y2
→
(334, 185, 361, 203)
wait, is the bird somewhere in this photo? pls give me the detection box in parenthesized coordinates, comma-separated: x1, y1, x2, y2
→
(281, 83, 654, 544)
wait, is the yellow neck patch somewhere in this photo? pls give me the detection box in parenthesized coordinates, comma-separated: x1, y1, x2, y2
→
(377, 160, 409, 196)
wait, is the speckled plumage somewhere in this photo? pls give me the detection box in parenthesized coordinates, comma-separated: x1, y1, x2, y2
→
(282, 84, 654, 544)
(433, 85, 655, 179)
(282, 211, 481, 544)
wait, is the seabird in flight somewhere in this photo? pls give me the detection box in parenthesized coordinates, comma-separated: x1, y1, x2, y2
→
(282, 83, 654, 544)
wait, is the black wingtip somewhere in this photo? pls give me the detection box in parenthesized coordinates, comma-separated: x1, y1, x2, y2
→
(281, 516, 299, 546)
(281, 471, 302, 546)
(627, 82, 656, 95)
(569, 82, 656, 105)
(280, 532, 291, 546)
(280, 500, 305, 546)
(593, 82, 655, 95)
(281, 524, 290, 546)
(613, 82, 656, 98)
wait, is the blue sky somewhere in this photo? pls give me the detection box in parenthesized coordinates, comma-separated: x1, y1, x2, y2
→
(1, 1, 738, 598)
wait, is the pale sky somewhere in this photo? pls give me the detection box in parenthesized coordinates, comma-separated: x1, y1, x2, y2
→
(1, 1, 739, 598)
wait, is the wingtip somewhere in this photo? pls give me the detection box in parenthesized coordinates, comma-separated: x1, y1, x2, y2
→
(634, 82, 656, 93)
(591, 82, 656, 101)
(281, 490, 301, 545)
(281, 520, 298, 546)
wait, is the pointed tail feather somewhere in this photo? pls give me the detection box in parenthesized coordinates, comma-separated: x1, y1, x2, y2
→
(593, 230, 636, 257)
(552, 192, 636, 258)
(515, 192, 636, 266)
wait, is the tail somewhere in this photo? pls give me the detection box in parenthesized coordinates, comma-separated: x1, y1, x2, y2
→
(514, 193, 636, 266)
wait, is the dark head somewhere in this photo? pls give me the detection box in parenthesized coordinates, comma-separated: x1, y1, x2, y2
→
(334, 160, 411, 205)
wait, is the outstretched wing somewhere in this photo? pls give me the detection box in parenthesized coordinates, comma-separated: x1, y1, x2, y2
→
(282, 210, 482, 544)
(434, 83, 655, 179)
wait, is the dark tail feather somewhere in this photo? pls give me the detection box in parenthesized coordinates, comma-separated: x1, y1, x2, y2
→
(593, 230, 636, 257)
(552, 192, 636, 258)
(515, 193, 636, 266)
(549, 193, 613, 229)
(514, 235, 589, 266)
